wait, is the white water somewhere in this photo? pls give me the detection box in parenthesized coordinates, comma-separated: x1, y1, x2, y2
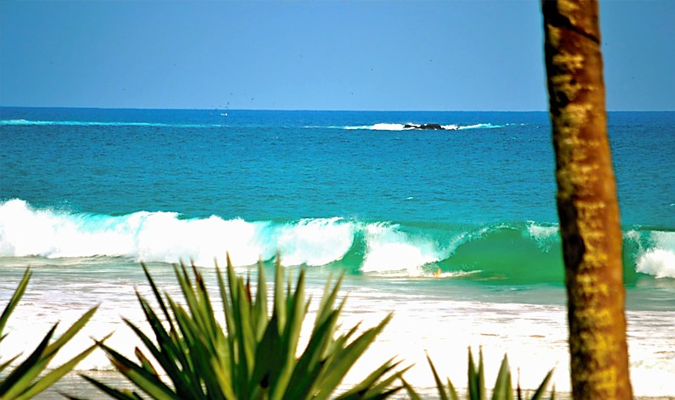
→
(1, 262, 674, 398)
(4, 200, 674, 279)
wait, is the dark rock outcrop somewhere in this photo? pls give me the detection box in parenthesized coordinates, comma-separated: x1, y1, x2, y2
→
(404, 123, 445, 130)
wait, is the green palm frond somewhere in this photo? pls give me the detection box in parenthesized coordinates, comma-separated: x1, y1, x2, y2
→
(84, 257, 402, 400)
(0, 268, 98, 400)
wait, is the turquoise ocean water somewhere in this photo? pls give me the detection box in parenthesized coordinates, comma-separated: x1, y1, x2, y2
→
(1, 108, 674, 397)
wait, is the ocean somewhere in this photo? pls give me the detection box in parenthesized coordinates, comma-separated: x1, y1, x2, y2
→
(0, 107, 673, 398)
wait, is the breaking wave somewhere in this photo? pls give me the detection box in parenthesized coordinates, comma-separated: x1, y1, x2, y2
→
(1, 199, 673, 282)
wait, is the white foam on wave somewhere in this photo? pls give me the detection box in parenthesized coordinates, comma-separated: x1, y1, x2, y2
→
(360, 222, 447, 276)
(637, 249, 675, 278)
(6, 199, 672, 280)
(632, 230, 675, 279)
(526, 221, 559, 251)
(135, 213, 268, 266)
(358, 223, 514, 276)
(0, 199, 478, 277)
(0, 199, 135, 258)
(458, 123, 502, 130)
(273, 217, 355, 266)
(345, 123, 408, 131)
(0, 199, 355, 267)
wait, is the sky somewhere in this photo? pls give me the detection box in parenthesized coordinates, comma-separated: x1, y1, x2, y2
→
(0, 0, 673, 111)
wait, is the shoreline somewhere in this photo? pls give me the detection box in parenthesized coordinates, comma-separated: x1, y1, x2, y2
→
(32, 371, 675, 400)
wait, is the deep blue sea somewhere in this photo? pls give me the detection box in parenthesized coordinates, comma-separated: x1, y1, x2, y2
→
(1, 107, 674, 397)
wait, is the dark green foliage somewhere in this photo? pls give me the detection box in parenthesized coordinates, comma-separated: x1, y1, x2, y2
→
(402, 348, 555, 400)
(83, 257, 402, 400)
(0, 268, 98, 400)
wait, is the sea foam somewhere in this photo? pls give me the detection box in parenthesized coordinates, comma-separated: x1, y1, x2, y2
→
(360, 222, 445, 276)
(635, 230, 675, 278)
(624, 229, 675, 279)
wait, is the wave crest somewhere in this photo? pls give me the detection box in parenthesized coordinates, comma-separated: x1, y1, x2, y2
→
(632, 230, 675, 279)
(1, 199, 673, 281)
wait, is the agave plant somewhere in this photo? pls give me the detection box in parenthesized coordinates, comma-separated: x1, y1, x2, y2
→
(0, 268, 98, 400)
(81, 258, 403, 400)
(402, 348, 554, 400)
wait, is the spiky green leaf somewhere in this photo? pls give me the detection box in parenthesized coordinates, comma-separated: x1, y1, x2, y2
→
(80, 374, 145, 400)
(0, 269, 31, 336)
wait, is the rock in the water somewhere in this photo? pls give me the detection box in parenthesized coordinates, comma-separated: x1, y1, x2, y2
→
(419, 123, 443, 130)
(404, 123, 445, 130)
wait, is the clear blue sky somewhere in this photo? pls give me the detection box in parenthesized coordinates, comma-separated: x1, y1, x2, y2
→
(1, 0, 673, 111)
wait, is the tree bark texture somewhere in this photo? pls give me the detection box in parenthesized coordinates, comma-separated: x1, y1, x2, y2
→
(541, 1, 633, 399)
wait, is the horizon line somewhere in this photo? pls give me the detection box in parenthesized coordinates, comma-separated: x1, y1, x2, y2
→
(2, 105, 674, 113)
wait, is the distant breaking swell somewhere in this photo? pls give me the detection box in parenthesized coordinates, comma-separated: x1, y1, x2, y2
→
(343, 122, 505, 131)
(0, 119, 224, 128)
(1, 199, 673, 283)
(1, 119, 505, 131)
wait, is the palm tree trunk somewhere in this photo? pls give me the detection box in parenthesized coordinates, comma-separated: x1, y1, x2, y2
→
(541, 1, 633, 399)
